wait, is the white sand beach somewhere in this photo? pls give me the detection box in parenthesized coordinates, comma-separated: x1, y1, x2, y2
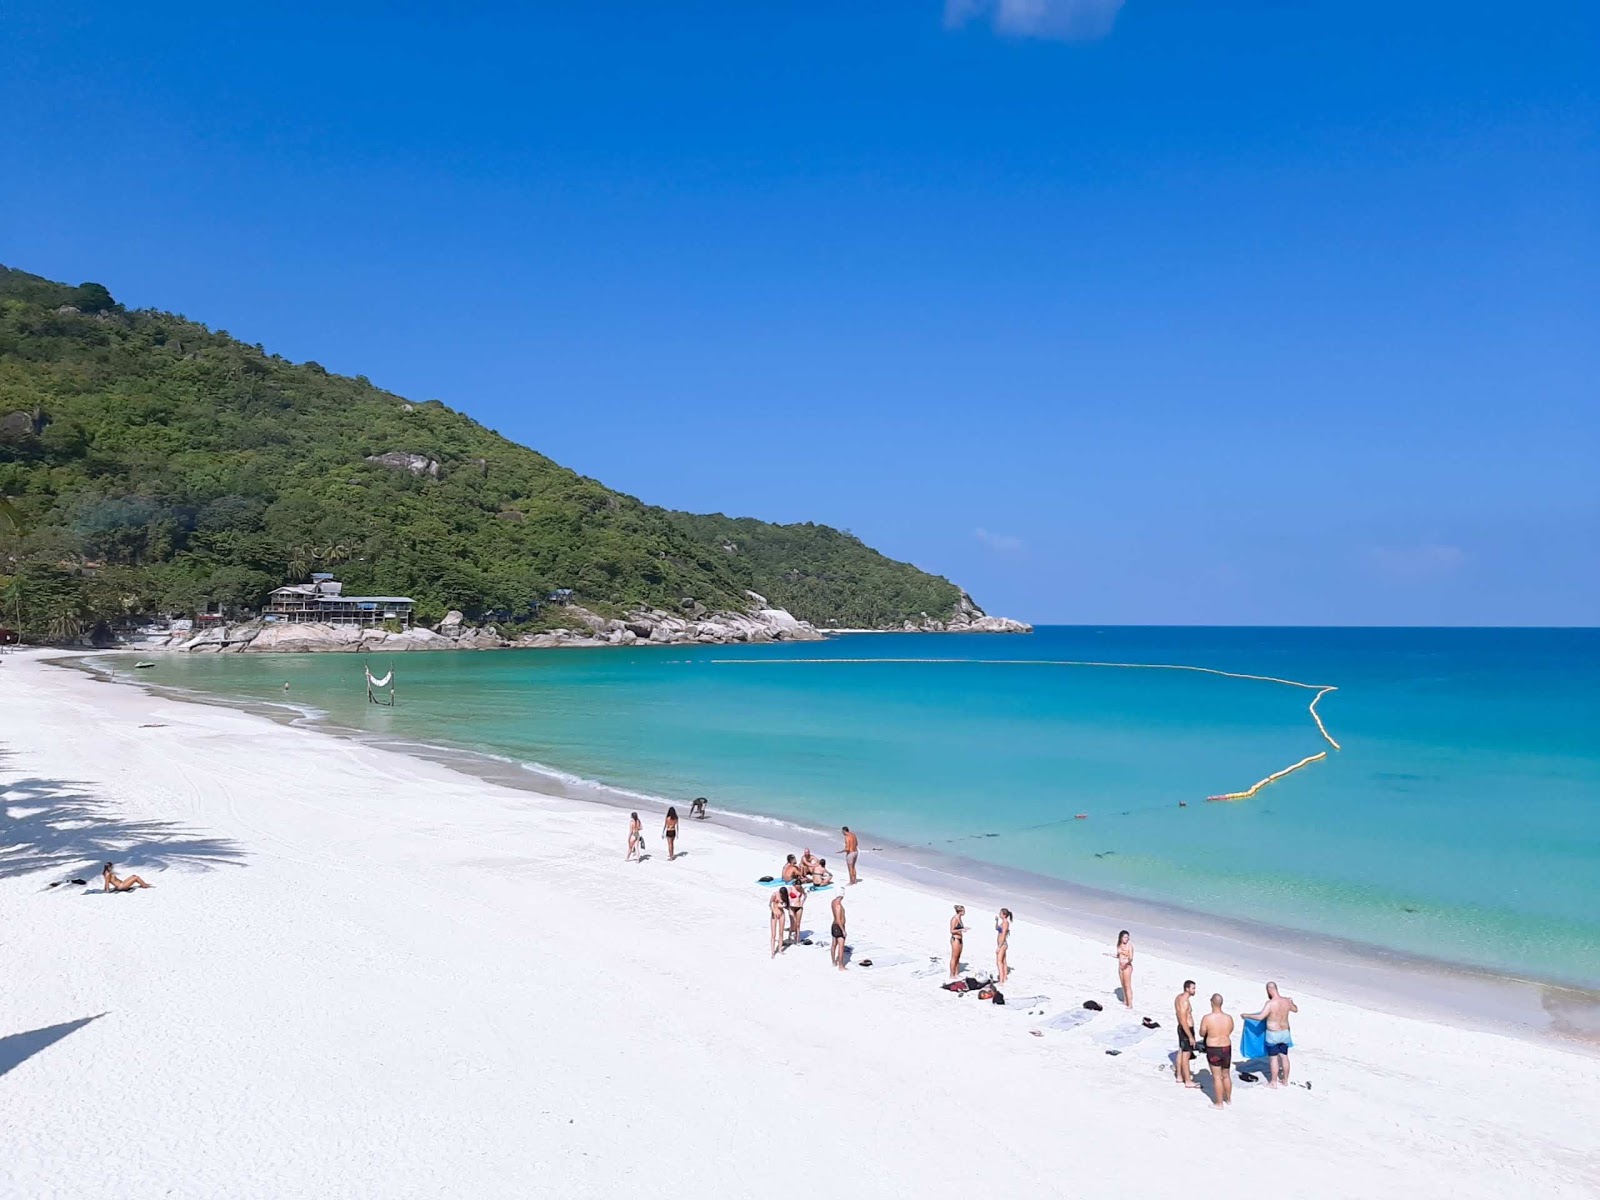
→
(3, 650, 1598, 1199)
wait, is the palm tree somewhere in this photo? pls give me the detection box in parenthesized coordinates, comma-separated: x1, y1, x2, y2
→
(47, 605, 84, 643)
(0, 497, 21, 534)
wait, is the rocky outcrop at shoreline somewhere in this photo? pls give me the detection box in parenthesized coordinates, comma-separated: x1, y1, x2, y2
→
(120, 591, 1029, 654)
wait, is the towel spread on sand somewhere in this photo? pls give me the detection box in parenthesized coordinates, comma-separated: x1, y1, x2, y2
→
(1040, 1009, 1097, 1033)
(847, 947, 915, 969)
(1093, 1024, 1157, 1051)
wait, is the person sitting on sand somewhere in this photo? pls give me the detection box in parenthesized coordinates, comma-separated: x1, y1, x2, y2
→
(1243, 981, 1299, 1088)
(1199, 994, 1235, 1109)
(808, 858, 833, 886)
(103, 862, 152, 892)
(690, 796, 708, 819)
(799, 848, 819, 879)
(781, 854, 801, 883)
(949, 905, 966, 978)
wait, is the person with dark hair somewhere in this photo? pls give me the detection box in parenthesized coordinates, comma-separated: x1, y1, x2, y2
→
(830, 892, 847, 971)
(626, 813, 642, 861)
(842, 826, 859, 885)
(781, 854, 800, 883)
(662, 807, 680, 860)
(786, 882, 806, 946)
(102, 862, 152, 892)
(1174, 980, 1200, 1088)
(1199, 994, 1235, 1109)
(995, 908, 1013, 983)
(809, 858, 833, 886)
(1114, 929, 1135, 1009)
(949, 905, 967, 978)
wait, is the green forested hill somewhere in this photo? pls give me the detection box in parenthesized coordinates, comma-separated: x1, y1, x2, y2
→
(0, 266, 964, 639)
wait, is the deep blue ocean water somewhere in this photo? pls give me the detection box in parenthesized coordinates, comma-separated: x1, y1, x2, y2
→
(110, 627, 1600, 986)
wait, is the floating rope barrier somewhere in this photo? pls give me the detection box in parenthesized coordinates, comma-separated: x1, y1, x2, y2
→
(710, 656, 1341, 809)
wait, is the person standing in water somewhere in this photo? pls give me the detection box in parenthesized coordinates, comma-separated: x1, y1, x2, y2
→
(830, 892, 848, 971)
(1243, 981, 1299, 1088)
(1174, 980, 1200, 1088)
(842, 826, 860, 885)
(626, 813, 642, 861)
(662, 807, 679, 861)
(995, 908, 1012, 983)
(948, 905, 967, 978)
(1114, 929, 1135, 1009)
(1199, 993, 1235, 1109)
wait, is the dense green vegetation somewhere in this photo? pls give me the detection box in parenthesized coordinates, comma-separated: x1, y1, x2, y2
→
(0, 265, 964, 640)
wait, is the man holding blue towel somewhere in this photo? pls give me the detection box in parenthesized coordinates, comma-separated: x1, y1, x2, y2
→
(1244, 982, 1299, 1089)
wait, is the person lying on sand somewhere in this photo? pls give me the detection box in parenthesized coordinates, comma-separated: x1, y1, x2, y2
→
(103, 862, 152, 892)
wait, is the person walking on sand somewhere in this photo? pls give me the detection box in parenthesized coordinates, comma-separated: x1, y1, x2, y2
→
(1243, 981, 1299, 1088)
(830, 892, 848, 971)
(842, 826, 860, 885)
(1199, 994, 1235, 1109)
(1174, 980, 1200, 1088)
(949, 905, 967, 978)
(626, 812, 642, 861)
(769, 887, 786, 958)
(663, 807, 680, 861)
(995, 908, 1012, 984)
(102, 862, 152, 892)
(1114, 930, 1135, 1009)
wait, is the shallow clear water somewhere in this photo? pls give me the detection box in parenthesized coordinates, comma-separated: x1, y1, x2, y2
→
(110, 627, 1600, 986)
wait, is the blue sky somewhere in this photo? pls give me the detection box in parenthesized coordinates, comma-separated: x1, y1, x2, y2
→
(3, 2, 1595, 624)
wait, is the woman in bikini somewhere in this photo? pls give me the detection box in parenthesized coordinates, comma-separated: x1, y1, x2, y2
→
(663, 807, 679, 861)
(995, 908, 1013, 983)
(769, 887, 786, 957)
(949, 905, 966, 978)
(626, 813, 642, 861)
(103, 862, 152, 892)
(1115, 929, 1134, 1009)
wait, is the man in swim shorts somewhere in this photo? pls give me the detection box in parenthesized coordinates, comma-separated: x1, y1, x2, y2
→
(1243, 981, 1299, 1088)
(1198, 993, 1235, 1109)
(842, 826, 859, 885)
(1174, 979, 1199, 1088)
(830, 893, 847, 971)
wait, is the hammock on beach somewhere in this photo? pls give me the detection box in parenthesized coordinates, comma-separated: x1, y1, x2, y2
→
(365, 666, 393, 689)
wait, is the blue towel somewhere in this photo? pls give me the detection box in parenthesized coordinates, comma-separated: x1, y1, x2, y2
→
(1241, 1018, 1266, 1059)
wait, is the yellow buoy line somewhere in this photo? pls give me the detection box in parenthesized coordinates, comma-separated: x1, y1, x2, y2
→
(709, 656, 1341, 806)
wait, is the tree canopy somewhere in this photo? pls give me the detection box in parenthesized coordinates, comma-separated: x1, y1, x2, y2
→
(0, 265, 966, 640)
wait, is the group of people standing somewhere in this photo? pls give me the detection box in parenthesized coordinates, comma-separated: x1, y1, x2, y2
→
(1173, 978, 1299, 1108)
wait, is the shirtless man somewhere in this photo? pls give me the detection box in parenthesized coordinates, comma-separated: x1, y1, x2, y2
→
(781, 854, 801, 883)
(799, 848, 820, 881)
(842, 826, 860, 885)
(1174, 980, 1200, 1088)
(830, 893, 848, 971)
(1243, 981, 1299, 1088)
(1198, 993, 1235, 1109)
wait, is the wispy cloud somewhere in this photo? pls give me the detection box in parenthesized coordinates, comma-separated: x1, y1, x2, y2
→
(1364, 543, 1470, 584)
(943, 0, 1126, 41)
(975, 527, 1025, 553)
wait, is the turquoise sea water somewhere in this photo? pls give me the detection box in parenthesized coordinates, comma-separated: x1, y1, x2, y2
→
(105, 627, 1600, 987)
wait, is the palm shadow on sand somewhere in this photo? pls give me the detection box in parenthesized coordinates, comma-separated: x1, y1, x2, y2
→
(0, 1013, 106, 1078)
(0, 750, 247, 882)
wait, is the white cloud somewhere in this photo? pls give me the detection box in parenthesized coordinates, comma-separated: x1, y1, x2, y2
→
(944, 0, 1126, 41)
(975, 527, 1025, 553)
(1364, 543, 1470, 584)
